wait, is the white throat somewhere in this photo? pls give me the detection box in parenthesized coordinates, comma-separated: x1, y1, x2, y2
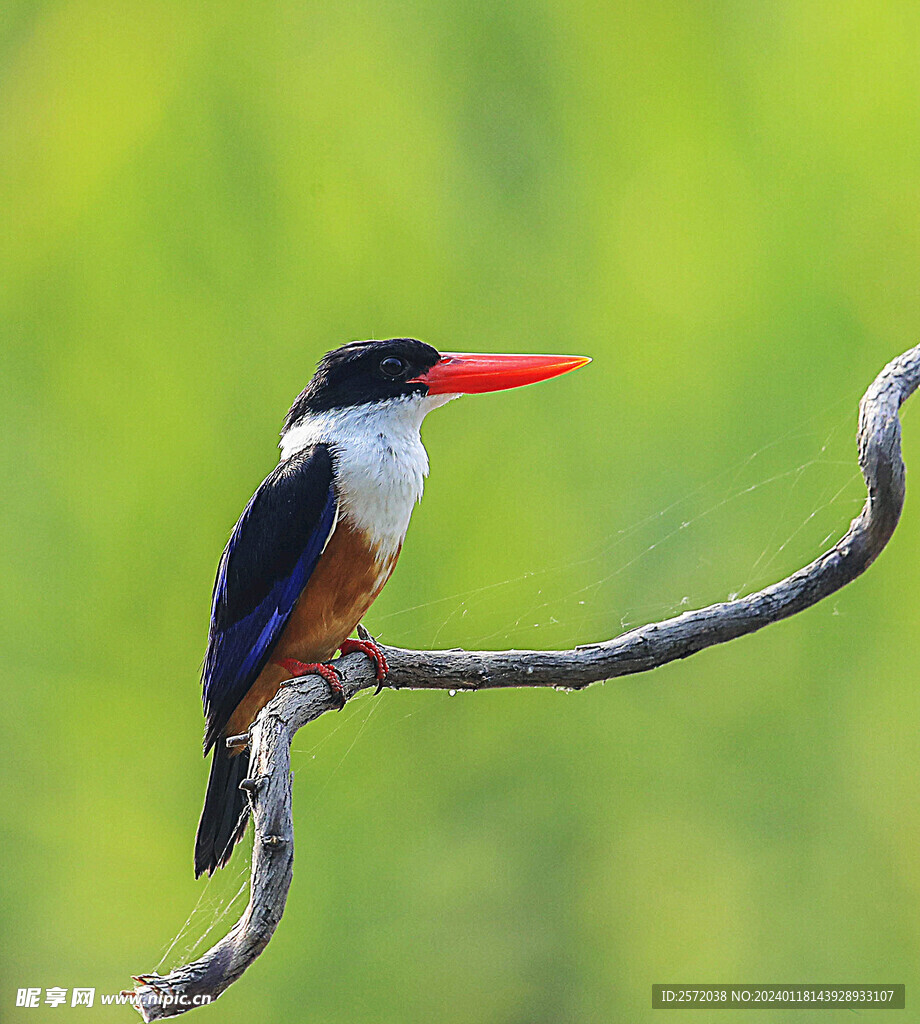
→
(279, 393, 457, 555)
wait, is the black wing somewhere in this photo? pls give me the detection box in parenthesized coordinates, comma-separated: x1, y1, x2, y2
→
(201, 444, 337, 750)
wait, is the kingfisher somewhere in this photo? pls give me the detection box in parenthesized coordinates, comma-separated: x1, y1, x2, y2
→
(194, 338, 590, 877)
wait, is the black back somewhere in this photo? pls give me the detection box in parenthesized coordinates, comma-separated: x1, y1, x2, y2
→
(202, 444, 337, 751)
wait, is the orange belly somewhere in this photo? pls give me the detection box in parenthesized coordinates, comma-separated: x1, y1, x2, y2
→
(225, 518, 399, 742)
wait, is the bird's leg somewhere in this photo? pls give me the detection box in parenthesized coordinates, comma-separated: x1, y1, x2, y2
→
(275, 658, 347, 709)
(339, 623, 389, 694)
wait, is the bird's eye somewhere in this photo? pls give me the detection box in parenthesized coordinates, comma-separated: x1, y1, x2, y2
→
(379, 356, 407, 379)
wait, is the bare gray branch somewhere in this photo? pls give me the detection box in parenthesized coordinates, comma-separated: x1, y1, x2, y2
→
(132, 343, 920, 1019)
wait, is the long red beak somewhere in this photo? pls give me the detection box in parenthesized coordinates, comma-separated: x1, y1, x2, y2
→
(412, 352, 591, 395)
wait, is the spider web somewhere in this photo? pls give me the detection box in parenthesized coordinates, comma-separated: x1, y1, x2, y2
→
(375, 393, 865, 651)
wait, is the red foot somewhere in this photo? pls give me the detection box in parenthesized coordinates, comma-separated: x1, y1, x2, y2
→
(339, 637, 389, 682)
(275, 658, 346, 706)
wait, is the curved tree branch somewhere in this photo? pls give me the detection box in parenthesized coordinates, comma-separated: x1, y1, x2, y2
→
(132, 343, 920, 1019)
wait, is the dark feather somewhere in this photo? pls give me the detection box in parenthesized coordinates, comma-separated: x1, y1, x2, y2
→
(201, 444, 337, 751)
(283, 338, 440, 424)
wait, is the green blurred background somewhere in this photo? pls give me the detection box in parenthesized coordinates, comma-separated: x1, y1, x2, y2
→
(2, 1, 919, 1020)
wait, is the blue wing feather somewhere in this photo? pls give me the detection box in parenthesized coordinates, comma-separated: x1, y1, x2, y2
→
(202, 444, 337, 751)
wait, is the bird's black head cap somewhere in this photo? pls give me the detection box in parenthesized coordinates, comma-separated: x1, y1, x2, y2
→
(284, 338, 442, 427)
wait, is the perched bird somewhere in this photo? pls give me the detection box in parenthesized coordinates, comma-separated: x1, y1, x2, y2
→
(195, 338, 589, 877)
